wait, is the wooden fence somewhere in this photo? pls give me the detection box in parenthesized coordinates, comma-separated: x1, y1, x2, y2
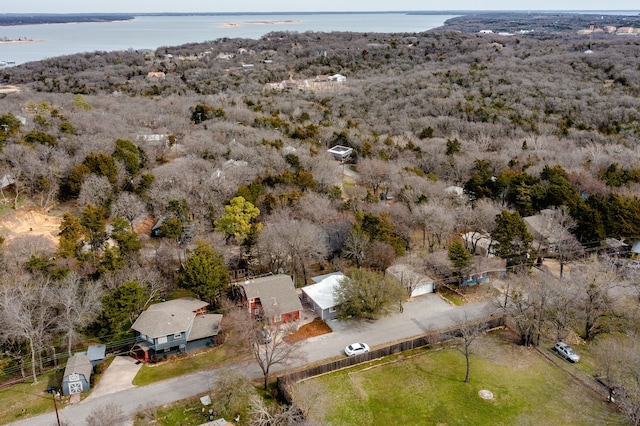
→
(277, 315, 506, 404)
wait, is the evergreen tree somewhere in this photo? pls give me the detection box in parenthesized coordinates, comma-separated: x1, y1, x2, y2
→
(215, 196, 262, 244)
(448, 240, 473, 283)
(178, 241, 229, 306)
(58, 212, 84, 259)
(492, 210, 533, 267)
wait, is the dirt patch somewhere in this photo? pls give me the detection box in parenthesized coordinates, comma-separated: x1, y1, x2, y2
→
(0, 208, 62, 246)
(459, 284, 496, 303)
(474, 328, 537, 369)
(286, 318, 332, 343)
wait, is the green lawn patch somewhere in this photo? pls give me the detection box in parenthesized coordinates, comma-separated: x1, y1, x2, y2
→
(293, 333, 626, 425)
(133, 345, 246, 386)
(0, 371, 64, 425)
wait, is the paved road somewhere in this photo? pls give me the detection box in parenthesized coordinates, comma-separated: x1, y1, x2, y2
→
(9, 295, 495, 426)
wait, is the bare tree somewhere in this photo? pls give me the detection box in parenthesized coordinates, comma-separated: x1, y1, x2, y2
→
(111, 192, 147, 231)
(223, 301, 305, 390)
(545, 276, 577, 342)
(593, 336, 640, 425)
(570, 260, 620, 341)
(287, 381, 327, 424)
(247, 393, 305, 426)
(592, 336, 621, 403)
(458, 198, 501, 255)
(497, 273, 549, 346)
(0, 274, 58, 382)
(211, 369, 254, 418)
(86, 403, 128, 426)
(77, 174, 113, 209)
(342, 228, 369, 268)
(255, 214, 328, 285)
(52, 272, 103, 356)
(357, 157, 391, 199)
(387, 260, 426, 298)
(412, 200, 455, 252)
(252, 320, 306, 390)
(450, 312, 488, 383)
(533, 206, 582, 277)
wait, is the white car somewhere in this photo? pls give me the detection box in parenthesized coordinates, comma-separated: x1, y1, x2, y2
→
(554, 342, 580, 363)
(345, 342, 370, 357)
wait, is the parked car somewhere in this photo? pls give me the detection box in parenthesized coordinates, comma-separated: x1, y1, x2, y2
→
(256, 328, 272, 344)
(554, 342, 579, 363)
(345, 342, 370, 357)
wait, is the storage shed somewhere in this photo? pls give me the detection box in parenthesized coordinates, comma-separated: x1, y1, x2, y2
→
(61, 353, 92, 396)
(86, 344, 106, 367)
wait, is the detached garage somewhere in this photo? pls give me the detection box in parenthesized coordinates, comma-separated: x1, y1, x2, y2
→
(386, 264, 435, 297)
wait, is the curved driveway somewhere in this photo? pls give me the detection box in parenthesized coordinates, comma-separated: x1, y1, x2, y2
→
(9, 295, 495, 426)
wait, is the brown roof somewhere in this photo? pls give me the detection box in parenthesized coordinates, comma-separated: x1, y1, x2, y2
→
(241, 274, 303, 318)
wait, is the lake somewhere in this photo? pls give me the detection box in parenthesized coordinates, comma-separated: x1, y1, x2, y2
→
(0, 13, 457, 65)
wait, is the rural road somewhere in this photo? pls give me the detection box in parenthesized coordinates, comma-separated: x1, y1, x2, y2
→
(9, 295, 495, 426)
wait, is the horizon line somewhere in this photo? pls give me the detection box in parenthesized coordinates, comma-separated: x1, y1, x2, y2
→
(1, 9, 639, 14)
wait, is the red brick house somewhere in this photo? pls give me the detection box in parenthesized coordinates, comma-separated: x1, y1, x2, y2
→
(237, 274, 302, 324)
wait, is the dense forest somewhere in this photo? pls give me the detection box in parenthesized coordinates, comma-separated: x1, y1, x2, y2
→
(1, 12, 640, 421)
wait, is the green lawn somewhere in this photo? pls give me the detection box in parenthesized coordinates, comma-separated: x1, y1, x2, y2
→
(0, 371, 63, 425)
(293, 332, 626, 425)
(133, 345, 249, 386)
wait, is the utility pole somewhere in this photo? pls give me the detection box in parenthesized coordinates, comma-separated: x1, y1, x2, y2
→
(52, 392, 61, 426)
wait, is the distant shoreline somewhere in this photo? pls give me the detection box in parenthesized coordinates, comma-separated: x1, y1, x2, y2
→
(222, 20, 303, 29)
(0, 39, 44, 44)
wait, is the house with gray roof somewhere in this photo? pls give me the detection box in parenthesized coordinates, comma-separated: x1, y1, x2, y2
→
(237, 274, 303, 324)
(0, 174, 15, 189)
(130, 297, 222, 362)
(61, 353, 92, 396)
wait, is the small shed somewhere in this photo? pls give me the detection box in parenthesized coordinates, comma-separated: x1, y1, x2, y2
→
(61, 354, 92, 396)
(86, 344, 106, 367)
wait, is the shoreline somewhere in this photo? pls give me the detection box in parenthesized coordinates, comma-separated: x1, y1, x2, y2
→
(222, 19, 302, 29)
(0, 39, 45, 44)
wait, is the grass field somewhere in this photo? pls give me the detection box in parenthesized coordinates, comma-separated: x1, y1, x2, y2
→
(0, 371, 63, 425)
(293, 330, 626, 425)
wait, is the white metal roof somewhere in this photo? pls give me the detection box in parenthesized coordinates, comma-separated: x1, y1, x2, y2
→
(301, 273, 344, 311)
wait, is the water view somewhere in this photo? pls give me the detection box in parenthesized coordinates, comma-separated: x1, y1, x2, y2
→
(0, 13, 457, 65)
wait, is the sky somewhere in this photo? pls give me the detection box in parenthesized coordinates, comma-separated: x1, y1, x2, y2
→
(2, 0, 639, 14)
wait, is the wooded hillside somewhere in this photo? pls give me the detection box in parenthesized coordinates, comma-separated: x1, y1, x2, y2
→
(1, 12, 640, 392)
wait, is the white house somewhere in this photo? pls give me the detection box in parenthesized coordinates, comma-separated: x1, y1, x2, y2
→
(386, 264, 435, 297)
(301, 272, 344, 320)
(328, 74, 346, 82)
